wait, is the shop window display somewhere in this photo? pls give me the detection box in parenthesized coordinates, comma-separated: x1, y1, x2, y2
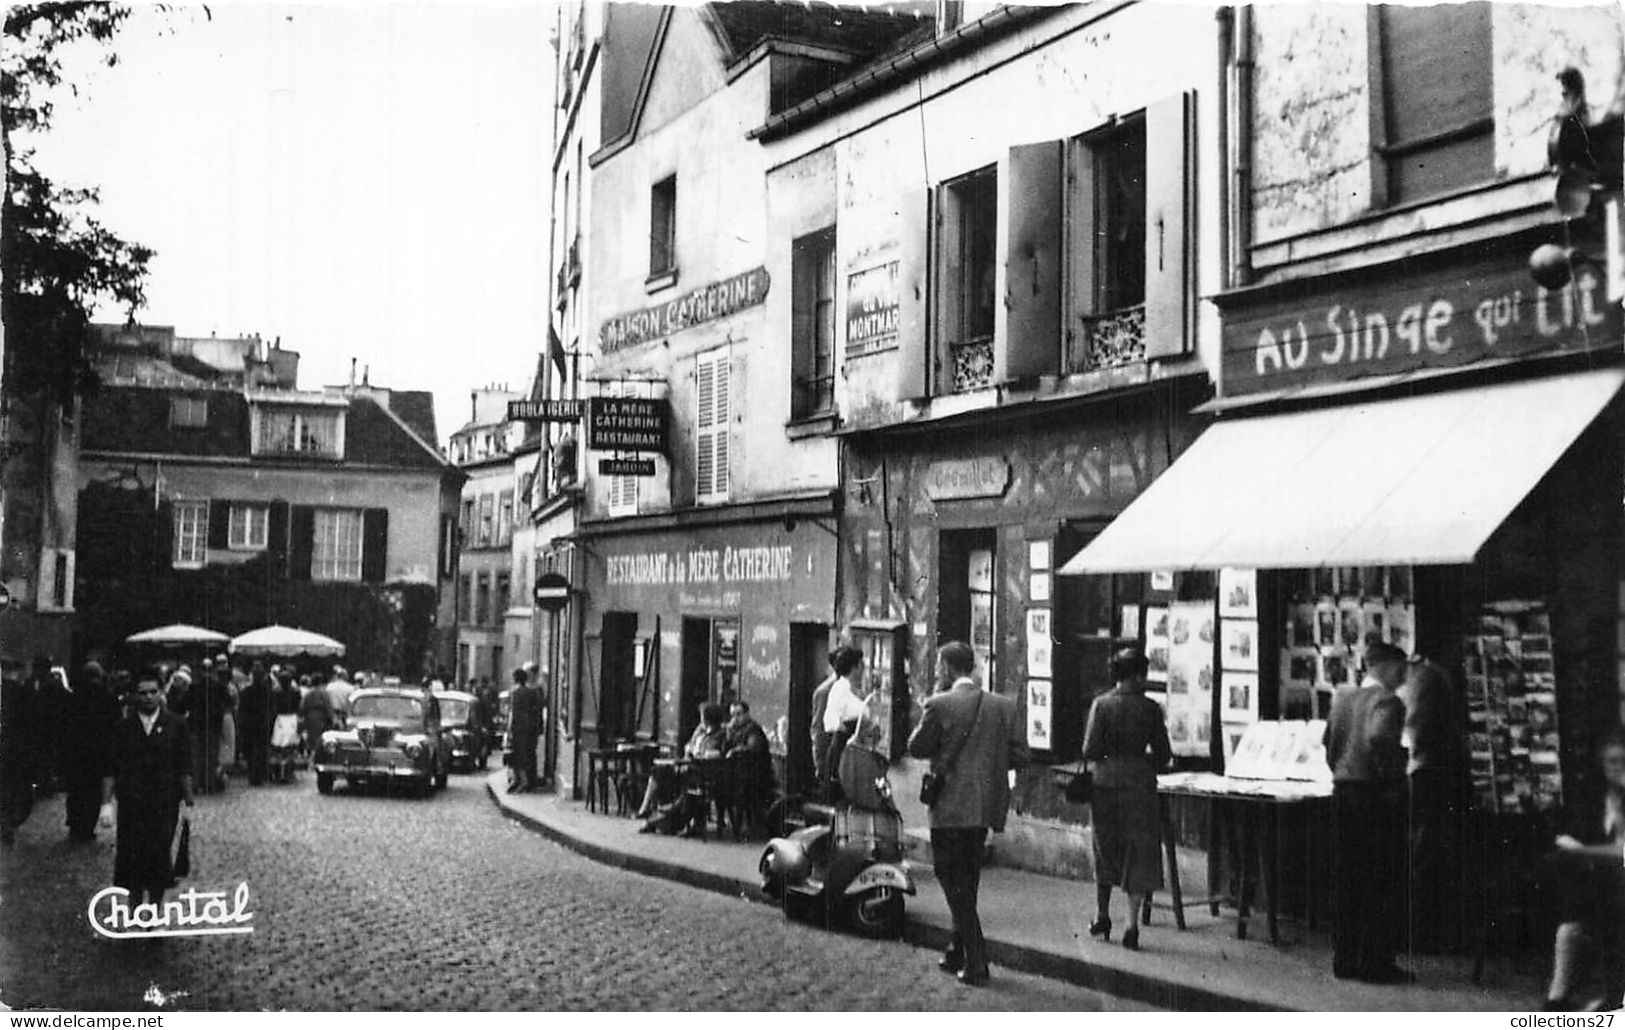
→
(1279, 566, 1416, 720)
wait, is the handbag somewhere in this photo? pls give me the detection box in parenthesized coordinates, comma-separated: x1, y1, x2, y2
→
(1062, 769, 1094, 805)
(171, 815, 192, 879)
(919, 691, 984, 807)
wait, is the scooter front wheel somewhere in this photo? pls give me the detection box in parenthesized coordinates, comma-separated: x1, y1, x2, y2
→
(845, 886, 904, 939)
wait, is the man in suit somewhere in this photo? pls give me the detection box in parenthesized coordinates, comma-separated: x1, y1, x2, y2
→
(1325, 638, 1411, 984)
(907, 640, 1028, 987)
(507, 666, 542, 793)
(99, 667, 194, 906)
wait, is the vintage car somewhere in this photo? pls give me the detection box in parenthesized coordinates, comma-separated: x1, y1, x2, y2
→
(434, 690, 489, 772)
(313, 687, 452, 795)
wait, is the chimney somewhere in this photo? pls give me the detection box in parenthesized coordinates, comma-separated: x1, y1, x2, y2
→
(349, 358, 357, 388)
(363, 365, 370, 387)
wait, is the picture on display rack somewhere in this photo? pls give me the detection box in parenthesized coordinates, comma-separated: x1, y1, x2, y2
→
(1220, 620, 1259, 672)
(1219, 567, 1258, 619)
(1289, 605, 1316, 648)
(1315, 605, 1338, 647)
(1223, 671, 1260, 724)
(1313, 566, 1337, 598)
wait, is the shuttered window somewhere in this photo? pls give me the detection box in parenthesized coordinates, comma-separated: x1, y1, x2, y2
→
(790, 227, 837, 419)
(172, 500, 208, 569)
(1376, 3, 1494, 204)
(228, 504, 269, 550)
(695, 348, 730, 504)
(312, 509, 363, 582)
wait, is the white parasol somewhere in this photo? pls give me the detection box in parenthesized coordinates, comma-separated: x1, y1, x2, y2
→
(124, 623, 231, 647)
(229, 625, 347, 658)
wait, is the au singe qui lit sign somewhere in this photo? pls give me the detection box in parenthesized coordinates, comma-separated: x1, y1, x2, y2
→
(586, 397, 669, 453)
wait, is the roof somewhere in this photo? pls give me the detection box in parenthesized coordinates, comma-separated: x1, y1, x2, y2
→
(388, 391, 440, 449)
(705, 1, 932, 63)
(344, 395, 453, 470)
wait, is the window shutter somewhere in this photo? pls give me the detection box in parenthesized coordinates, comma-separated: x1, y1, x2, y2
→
(1001, 141, 1063, 382)
(696, 353, 718, 500)
(713, 356, 729, 497)
(289, 506, 316, 582)
(267, 501, 290, 573)
(1143, 91, 1194, 360)
(208, 500, 230, 550)
(362, 508, 389, 583)
(37, 547, 56, 609)
(895, 189, 932, 402)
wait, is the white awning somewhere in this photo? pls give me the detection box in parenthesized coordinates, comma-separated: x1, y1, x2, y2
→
(1059, 368, 1625, 574)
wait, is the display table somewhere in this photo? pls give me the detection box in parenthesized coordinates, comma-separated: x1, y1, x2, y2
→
(1156, 772, 1333, 943)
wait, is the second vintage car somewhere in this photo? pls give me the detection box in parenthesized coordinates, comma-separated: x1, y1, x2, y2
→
(434, 689, 490, 772)
(314, 686, 453, 795)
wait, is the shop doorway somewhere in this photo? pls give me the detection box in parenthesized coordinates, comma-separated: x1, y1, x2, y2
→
(939, 529, 998, 688)
(678, 616, 741, 744)
(786, 622, 831, 795)
(598, 612, 638, 745)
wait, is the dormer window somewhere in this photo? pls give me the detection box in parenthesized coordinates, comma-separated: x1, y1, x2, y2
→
(252, 404, 344, 458)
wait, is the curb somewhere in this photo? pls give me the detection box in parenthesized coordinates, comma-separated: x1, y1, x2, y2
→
(486, 784, 1279, 1011)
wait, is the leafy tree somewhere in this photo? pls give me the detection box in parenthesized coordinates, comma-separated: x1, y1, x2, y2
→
(2, 3, 154, 407)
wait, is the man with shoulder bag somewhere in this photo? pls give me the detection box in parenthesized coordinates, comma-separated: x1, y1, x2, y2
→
(907, 640, 1027, 987)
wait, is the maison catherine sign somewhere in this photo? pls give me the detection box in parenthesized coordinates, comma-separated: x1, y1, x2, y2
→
(586, 397, 669, 453)
(599, 267, 771, 353)
(1220, 254, 1622, 396)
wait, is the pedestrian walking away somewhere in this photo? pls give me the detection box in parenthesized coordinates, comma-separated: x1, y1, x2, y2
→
(906, 639, 1027, 987)
(506, 666, 542, 793)
(1081, 647, 1172, 952)
(100, 667, 195, 906)
(59, 662, 120, 841)
(1325, 638, 1412, 985)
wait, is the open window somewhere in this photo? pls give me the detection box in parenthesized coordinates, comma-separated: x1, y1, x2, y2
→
(1065, 93, 1194, 372)
(935, 165, 998, 393)
(790, 227, 837, 420)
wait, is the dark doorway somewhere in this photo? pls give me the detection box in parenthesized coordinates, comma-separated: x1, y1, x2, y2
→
(938, 528, 998, 687)
(678, 616, 741, 745)
(598, 612, 638, 746)
(787, 622, 831, 796)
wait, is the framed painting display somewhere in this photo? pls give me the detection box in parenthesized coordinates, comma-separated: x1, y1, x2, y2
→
(1223, 671, 1260, 724)
(1219, 567, 1258, 619)
(1220, 619, 1259, 672)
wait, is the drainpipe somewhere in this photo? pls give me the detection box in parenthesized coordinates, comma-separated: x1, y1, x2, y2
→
(1233, 3, 1255, 286)
(1216, 5, 1233, 293)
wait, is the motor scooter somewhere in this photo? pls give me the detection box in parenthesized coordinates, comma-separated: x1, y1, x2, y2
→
(759, 775, 915, 939)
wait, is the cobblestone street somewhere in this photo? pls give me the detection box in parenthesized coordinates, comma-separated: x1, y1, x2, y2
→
(0, 773, 1147, 1012)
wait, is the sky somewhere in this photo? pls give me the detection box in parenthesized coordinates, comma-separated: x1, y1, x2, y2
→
(28, 1, 557, 444)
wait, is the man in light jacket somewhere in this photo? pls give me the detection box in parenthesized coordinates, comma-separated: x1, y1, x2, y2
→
(907, 640, 1027, 987)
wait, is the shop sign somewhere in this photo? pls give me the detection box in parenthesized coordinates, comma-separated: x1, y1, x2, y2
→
(605, 543, 797, 588)
(925, 457, 1010, 501)
(1220, 255, 1623, 396)
(599, 457, 655, 477)
(507, 399, 584, 422)
(599, 267, 771, 353)
(586, 397, 668, 453)
(845, 260, 900, 359)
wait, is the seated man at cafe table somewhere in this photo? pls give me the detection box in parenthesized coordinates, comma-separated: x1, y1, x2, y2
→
(634, 703, 727, 825)
(721, 700, 774, 837)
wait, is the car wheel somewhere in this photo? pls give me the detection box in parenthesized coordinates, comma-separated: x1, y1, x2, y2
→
(845, 887, 904, 939)
(316, 772, 334, 795)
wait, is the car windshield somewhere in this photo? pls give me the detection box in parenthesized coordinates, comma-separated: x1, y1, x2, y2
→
(439, 699, 470, 724)
(350, 695, 423, 726)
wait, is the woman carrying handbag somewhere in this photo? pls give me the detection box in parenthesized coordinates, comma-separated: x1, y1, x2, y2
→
(1080, 648, 1171, 951)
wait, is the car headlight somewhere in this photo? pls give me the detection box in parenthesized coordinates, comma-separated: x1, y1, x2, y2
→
(404, 741, 423, 759)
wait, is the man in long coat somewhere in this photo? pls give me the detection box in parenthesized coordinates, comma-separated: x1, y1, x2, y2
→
(100, 667, 194, 905)
(0, 672, 47, 844)
(60, 662, 119, 841)
(907, 640, 1027, 987)
(506, 667, 542, 793)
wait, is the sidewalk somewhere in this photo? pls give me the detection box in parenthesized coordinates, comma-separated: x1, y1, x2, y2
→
(484, 774, 1542, 1011)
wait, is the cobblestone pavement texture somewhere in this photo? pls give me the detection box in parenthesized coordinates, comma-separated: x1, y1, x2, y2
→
(0, 775, 1151, 1012)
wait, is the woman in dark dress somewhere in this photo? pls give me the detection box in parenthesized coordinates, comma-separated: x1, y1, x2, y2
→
(1081, 648, 1172, 951)
(1541, 728, 1625, 1010)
